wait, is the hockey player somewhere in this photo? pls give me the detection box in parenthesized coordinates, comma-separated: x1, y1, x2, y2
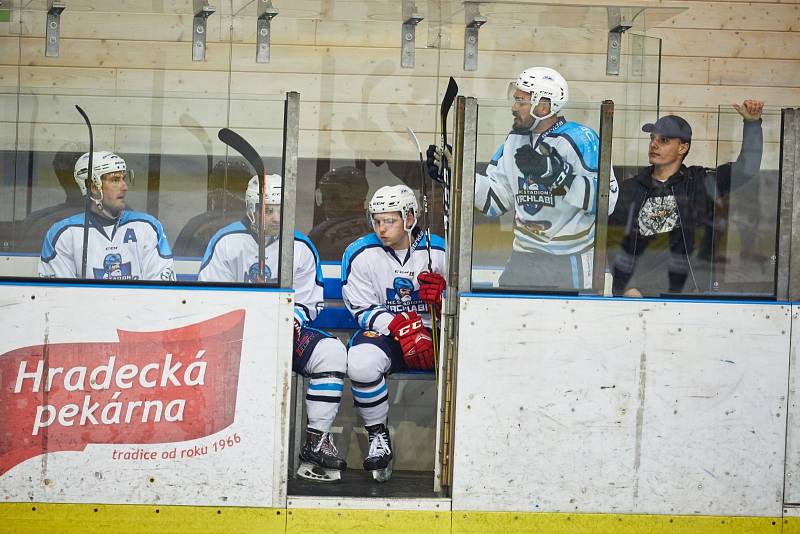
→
(38, 151, 175, 281)
(428, 67, 618, 290)
(341, 184, 447, 482)
(198, 174, 349, 482)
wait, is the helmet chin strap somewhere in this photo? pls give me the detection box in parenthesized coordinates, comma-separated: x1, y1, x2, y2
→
(530, 108, 556, 131)
(90, 190, 121, 220)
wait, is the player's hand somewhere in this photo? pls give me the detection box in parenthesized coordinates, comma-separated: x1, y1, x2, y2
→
(623, 288, 643, 298)
(417, 271, 446, 308)
(733, 100, 764, 121)
(426, 144, 452, 184)
(514, 143, 545, 178)
(388, 312, 434, 370)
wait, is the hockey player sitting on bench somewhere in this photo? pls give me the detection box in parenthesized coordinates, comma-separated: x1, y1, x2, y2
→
(341, 185, 447, 482)
(38, 151, 175, 281)
(198, 174, 349, 483)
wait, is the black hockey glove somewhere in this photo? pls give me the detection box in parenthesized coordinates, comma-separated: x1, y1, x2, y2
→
(515, 144, 575, 195)
(514, 144, 549, 180)
(425, 144, 452, 184)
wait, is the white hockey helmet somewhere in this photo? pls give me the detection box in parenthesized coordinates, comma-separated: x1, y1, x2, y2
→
(368, 185, 418, 232)
(245, 174, 283, 227)
(73, 151, 127, 196)
(515, 67, 569, 120)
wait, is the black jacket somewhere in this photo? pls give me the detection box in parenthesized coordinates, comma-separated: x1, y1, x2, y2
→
(611, 119, 763, 296)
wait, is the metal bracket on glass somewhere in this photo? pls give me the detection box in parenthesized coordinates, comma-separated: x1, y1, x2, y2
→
(606, 8, 632, 76)
(192, 0, 215, 62)
(45, 1, 66, 58)
(256, 0, 279, 64)
(463, 3, 487, 72)
(401, 0, 423, 69)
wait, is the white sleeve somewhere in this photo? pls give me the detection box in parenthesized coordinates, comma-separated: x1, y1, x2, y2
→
(38, 227, 76, 278)
(198, 237, 235, 282)
(341, 253, 394, 335)
(141, 221, 175, 281)
(293, 240, 323, 326)
(554, 137, 618, 216)
(475, 143, 515, 217)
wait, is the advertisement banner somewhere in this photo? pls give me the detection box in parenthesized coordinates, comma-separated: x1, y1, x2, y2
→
(0, 284, 293, 507)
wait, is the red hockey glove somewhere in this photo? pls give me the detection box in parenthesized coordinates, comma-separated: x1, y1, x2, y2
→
(388, 312, 434, 370)
(417, 271, 446, 308)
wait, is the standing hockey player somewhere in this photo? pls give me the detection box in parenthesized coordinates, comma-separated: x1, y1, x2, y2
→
(198, 174, 349, 483)
(341, 185, 447, 482)
(38, 151, 175, 281)
(428, 67, 618, 290)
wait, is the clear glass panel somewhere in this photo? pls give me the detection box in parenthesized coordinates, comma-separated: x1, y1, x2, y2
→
(0, 84, 285, 285)
(466, 27, 662, 293)
(607, 103, 780, 299)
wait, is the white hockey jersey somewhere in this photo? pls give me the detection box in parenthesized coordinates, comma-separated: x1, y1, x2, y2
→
(475, 117, 619, 255)
(341, 229, 446, 335)
(38, 210, 175, 281)
(197, 220, 323, 326)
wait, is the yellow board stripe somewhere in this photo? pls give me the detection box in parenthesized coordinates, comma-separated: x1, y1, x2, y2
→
(455, 511, 785, 533)
(1, 503, 286, 534)
(0, 503, 794, 534)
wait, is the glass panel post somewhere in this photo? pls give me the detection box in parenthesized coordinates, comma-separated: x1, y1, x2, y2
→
(279, 91, 299, 290)
(778, 108, 800, 301)
(593, 100, 615, 294)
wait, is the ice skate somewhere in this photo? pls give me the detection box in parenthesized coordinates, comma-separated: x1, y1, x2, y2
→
(297, 428, 346, 483)
(363, 423, 393, 483)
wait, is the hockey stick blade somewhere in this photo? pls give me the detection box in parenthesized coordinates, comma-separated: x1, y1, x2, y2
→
(406, 127, 422, 155)
(217, 127, 265, 179)
(217, 127, 267, 280)
(440, 77, 458, 126)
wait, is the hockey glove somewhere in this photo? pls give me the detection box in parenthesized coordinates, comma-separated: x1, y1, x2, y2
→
(293, 319, 303, 346)
(388, 312, 434, 370)
(425, 144, 452, 184)
(514, 144, 575, 195)
(514, 144, 549, 180)
(417, 271, 446, 308)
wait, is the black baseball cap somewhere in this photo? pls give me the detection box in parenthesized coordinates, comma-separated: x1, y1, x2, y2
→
(642, 115, 692, 142)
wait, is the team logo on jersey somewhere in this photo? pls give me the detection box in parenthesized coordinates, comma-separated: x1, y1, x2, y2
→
(515, 144, 573, 215)
(385, 277, 426, 314)
(244, 263, 273, 283)
(362, 330, 381, 338)
(93, 253, 135, 280)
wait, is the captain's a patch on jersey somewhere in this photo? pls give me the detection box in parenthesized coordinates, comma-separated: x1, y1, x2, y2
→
(93, 253, 136, 280)
(385, 276, 426, 314)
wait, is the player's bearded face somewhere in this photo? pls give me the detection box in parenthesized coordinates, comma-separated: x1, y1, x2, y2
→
(372, 212, 409, 250)
(511, 89, 535, 129)
(99, 171, 127, 215)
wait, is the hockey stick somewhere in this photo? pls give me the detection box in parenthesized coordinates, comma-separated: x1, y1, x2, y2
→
(439, 77, 459, 237)
(407, 127, 439, 381)
(179, 114, 214, 210)
(217, 127, 267, 280)
(75, 105, 93, 279)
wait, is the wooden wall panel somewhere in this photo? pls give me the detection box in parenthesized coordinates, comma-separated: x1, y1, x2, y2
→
(0, 1, 798, 162)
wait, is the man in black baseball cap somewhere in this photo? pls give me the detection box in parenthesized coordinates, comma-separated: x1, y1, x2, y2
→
(610, 100, 765, 298)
